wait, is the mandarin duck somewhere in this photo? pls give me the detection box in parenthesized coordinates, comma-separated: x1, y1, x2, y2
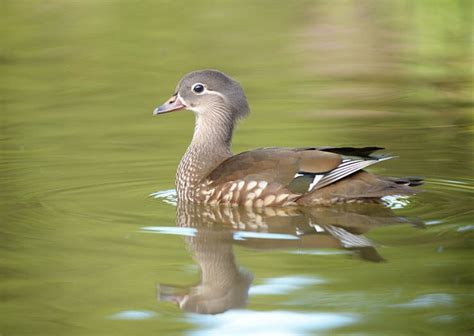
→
(153, 70, 422, 207)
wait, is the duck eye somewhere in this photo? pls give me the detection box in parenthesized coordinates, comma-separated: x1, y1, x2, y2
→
(192, 83, 205, 94)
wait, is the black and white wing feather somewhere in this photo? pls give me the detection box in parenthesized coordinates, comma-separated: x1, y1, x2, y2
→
(311, 157, 392, 191)
(290, 156, 393, 193)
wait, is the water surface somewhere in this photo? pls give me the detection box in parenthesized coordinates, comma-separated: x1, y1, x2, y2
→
(1, 1, 472, 335)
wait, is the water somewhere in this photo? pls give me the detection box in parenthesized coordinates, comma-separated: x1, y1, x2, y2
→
(1, 1, 472, 335)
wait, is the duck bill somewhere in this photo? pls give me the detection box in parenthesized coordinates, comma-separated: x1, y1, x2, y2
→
(153, 94, 186, 115)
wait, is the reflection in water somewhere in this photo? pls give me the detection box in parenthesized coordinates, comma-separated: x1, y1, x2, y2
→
(144, 201, 421, 314)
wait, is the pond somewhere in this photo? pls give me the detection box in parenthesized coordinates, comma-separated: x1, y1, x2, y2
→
(1, 1, 472, 335)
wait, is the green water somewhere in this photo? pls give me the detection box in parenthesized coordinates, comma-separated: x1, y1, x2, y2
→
(1, 1, 473, 335)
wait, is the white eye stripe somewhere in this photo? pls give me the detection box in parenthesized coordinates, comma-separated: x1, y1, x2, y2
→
(190, 83, 227, 101)
(204, 89, 228, 103)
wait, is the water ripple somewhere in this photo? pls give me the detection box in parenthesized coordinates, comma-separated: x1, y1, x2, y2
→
(150, 189, 177, 206)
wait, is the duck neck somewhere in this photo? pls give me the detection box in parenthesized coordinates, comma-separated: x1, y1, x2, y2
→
(176, 114, 235, 198)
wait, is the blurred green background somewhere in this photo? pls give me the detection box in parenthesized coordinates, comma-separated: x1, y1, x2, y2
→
(0, 1, 472, 335)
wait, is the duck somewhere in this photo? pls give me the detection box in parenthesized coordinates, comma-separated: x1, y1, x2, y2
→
(152, 69, 422, 207)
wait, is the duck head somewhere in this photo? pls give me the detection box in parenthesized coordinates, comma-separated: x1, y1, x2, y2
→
(153, 69, 249, 123)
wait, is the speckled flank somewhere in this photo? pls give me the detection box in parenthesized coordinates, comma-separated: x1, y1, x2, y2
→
(194, 179, 300, 207)
(176, 146, 203, 201)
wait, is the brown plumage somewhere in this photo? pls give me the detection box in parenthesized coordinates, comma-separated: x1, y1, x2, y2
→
(153, 69, 423, 207)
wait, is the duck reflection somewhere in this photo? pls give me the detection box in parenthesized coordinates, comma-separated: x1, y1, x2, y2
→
(156, 202, 418, 314)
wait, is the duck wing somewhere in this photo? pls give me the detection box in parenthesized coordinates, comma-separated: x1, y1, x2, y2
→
(200, 147, 397, 206)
